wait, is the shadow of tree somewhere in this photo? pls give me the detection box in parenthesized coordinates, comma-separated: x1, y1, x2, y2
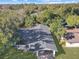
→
(52, 33, 65, 56)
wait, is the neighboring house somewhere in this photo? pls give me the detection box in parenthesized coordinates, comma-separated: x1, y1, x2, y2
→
(63, 29, 79, 47)
(15, 24, 57, 59)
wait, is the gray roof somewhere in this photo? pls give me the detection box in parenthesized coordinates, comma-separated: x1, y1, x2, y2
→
(16, 24, 57, 51)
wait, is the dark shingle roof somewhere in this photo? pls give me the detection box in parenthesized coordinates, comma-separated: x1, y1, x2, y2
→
(16, 24, 57, 51)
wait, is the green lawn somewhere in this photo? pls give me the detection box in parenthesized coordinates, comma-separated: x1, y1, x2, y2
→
(0, 47, 37, 59)
(56, 47, 79, 59)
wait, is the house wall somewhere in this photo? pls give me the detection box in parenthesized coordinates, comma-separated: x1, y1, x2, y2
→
(53, 50, 56, 57)
(65, 42, 79, 47)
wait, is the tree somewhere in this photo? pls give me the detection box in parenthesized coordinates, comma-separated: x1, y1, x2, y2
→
(75, 16, 79, 25)
(66, 15, 76, 27)
(64, 7, 72, 15)
(36, 10, 58, 24)
(0, 10, 23, 47)
(0, 32, 8, 44)
(73, 8, 79, 15)
(56, 27, 66, 38)
(66, 15, 79, 27)
(50, 20, 59, 32)
(50, 18, 66, 39)
(50, 19, 62, 32)
(24, 16, 34, 28)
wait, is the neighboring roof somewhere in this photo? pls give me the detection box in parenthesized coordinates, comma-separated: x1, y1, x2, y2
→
(66, 29, 79, 43)
(16, 24, 57, 51)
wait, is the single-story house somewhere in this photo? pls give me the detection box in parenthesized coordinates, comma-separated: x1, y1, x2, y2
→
(63, 29, 79, 47)
(15, 24, 57, 59)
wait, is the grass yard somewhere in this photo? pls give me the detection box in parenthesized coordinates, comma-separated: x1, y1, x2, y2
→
(56, 47, 79, 59)
(0, 47, 37, 59)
